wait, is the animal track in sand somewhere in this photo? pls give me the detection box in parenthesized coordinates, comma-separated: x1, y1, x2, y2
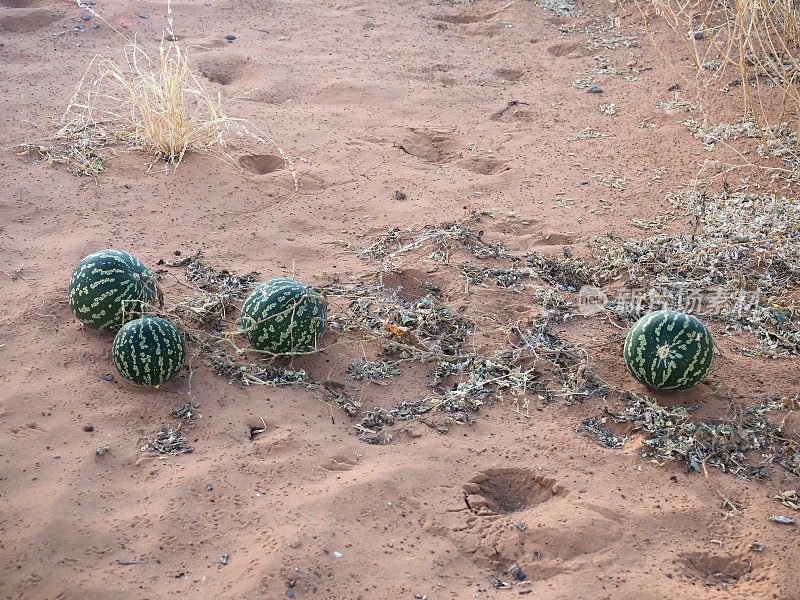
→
(239, 154, 285, 175)
(680, 552, 753, 585)
(432, 12, 492, 24)
(0, 0, 51, 7)
(463, 468, 566, 515)
(495, 68, 525, 82)
(0, 6, 61, 32)
(455, 157, 508, 175)
(546, 41, 592, 58)
(196, 53, 258, 86)
(321, 455, 359, 472)
(394, 129, 507, 175)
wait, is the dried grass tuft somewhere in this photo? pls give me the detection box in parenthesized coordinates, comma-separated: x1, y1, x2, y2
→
(24, 1, 295, 181)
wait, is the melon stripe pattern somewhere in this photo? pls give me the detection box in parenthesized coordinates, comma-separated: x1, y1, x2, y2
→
(238, 278, 326, 356)
(623, 310, 714, 392)
(112, 317, 186, 387)
(68, 249, 157, 330)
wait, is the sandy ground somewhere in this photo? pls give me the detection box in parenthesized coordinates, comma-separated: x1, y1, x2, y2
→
(1, 0, 799, 598)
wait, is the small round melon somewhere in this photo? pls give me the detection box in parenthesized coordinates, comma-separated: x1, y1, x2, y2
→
(112, 317, 185, 387)
(238, 278, 326, 356)
(68, 249, 157, 330)
(623, 310, 714, 392)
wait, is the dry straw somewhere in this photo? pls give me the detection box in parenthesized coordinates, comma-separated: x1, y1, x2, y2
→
(634, 0, 800, 180)
(29, 1, 294, 183)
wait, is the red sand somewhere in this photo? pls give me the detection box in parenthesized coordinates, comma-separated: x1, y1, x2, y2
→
(1, 1, 798, 598)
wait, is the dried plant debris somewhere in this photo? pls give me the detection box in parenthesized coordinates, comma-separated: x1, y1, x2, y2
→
(342, 291, 475, 360)
(17, 134, 107, 177)
(582, 19, 639, 51)
(345, 359, 401, 383)
(167, 252, 258, 331)
(536, 0, 576, 17)
(581, 415, 627, 448)
(323, 381, 362, 417)
(359, 213, 508, 269)
(584, 393, 799, 479)
(774, 490, 800, 511)
(593, 188, 800, 355)
(209, 348, 312, 387)
(600, 103, 618, 116)
(681, 118, 762, 150)
(593, 172, 627, 190)
(567, 127, 608, 141)
(527, 252, 591, 293)
(683, 119, 800, 180)
(659, 93, 694, 112)
(142, 424, 193, 454)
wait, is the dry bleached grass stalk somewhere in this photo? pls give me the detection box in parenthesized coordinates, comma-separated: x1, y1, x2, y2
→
(52, 1, 295, 182)
(635, 0, 800, 179)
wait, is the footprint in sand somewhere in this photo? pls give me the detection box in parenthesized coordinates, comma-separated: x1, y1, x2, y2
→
(393, 128, 508, 175)
(0, 5, 62, 32)
(196, 53, 259, 86)
(679, 551, 754, 586)
(239, 154, 286, 175)
(463, 468, 567, 515)
(495, 68, 526, 83)
(321, 455, 359, 472)
(454, 469, 624, 581)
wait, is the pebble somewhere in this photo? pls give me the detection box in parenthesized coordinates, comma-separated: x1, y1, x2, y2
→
(587, 85, 603, 94)
(207, 483, 214, 491)
(393, 190, 407, 201)
(82, 15, 92, 21)
(104, 374, 114, 382)
(225, 34, 237, 41)
(83, 424, 94, 432)
(138, 11, 149, 19)
(92, 23, 100, 29)
(332, 551, 343, 558)
(218, 552, 230, 565)
(693, 31, 705, 40)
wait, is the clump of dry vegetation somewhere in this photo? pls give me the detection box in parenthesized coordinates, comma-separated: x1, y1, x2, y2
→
(638, 0, 800, 179)
(18, 1, 293, 180)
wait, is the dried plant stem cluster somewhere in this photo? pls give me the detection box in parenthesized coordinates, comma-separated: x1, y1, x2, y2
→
(20, 1, 294, 179)
(640, 0, 800, 177)
(141, 211, 799, 478)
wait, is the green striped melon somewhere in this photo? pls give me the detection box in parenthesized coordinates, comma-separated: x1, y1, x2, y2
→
(238, 278, 326, 356)
(69, 250, 157, 330)
(112, 317, 185, 386)
(623, 310, 714, 392)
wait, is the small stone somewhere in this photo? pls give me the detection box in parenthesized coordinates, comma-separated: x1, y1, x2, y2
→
(92, 23, 100, 29)
(286, 591, 294, 599)
(207, 483, 214, 491)
(83, 424, 94, 432)
(509, 563, 527, 581)
(693, 31, 705, 40)
(393, 190, 407, 201)
(82, 15, 92, 21)
(104, 374, 114, 382)
(225, 34, 237, 41)
(587, 85, 603, 94)
(219, 552, 230, 565)
(332, 551, 343, 558)
(138, 11, 149, 18)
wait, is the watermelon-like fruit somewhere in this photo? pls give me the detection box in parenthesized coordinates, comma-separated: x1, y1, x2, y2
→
(69, 250, 157, 330)
(623, 310, 714, 392)
(112, 316, 185, 386)
(238, 278, 326, 356)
